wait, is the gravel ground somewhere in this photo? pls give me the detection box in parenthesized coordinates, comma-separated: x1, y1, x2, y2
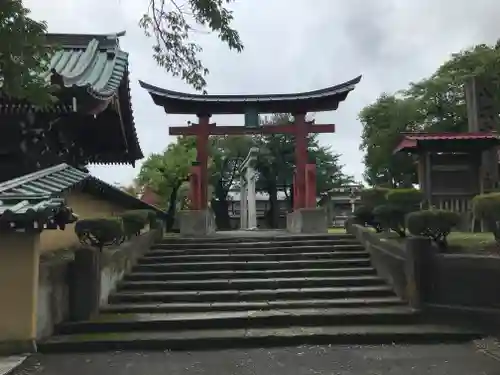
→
(10, 343, 500, 375)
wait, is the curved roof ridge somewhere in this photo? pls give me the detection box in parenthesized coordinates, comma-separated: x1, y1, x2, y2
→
(139, 75, 362, 100)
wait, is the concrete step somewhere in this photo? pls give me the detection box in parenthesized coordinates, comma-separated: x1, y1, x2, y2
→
(39, 324, 481, 353)
(157, 234, 354, 245)
(138, 251, 370, 264)
(133, 258, 372, 272)
(152, 239, 359, 250)
(118, 275, 385, 292)
(56, 306, 419, 335)
(145, 244, 365, 256)
(124, 267, 377, 281)
(102, 296, 406, 314)
(108, 285, 395, 304)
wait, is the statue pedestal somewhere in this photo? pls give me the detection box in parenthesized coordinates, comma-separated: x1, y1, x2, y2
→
(179, 209, 216, 236)
(287, 208, 328, 234)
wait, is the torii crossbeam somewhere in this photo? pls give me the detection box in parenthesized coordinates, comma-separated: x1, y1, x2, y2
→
(169, 114, 334, 211)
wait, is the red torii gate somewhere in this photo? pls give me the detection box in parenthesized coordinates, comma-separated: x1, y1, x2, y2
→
(170, 114, 333, 211)
(140, 76, 361, 233)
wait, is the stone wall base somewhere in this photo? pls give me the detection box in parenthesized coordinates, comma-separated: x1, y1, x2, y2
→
(179, 210, 216, 236)
(0, 340, 36, 355)
(287, 208, 328, 234)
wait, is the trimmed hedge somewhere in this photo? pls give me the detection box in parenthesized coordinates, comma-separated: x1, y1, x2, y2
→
(75, 217, 125, 250)
(472, 193, 500, 242)
(354, 187, 422, 237)
(406, 209, 461, 248)
(118, 209, 159, 238)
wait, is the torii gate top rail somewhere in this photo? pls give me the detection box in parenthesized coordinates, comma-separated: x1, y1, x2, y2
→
(139, 75, 361, 114)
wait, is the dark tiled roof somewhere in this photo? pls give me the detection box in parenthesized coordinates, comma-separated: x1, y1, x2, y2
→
(0, 197, 76, 231)
(139, 75, 362, 115)
(0, 164, 87, 198)
(394, 132, 500, 153)
(0, 163, 165, 216)
(45, 32, 128, 101)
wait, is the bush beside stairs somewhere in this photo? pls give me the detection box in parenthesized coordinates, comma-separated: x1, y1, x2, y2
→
(39, 233, 481, 352)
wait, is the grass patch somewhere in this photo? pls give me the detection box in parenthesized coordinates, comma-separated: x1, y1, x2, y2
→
(365, 227, 499, 255)
(328, 227, 347, 234)
(447, 232, 498, 254)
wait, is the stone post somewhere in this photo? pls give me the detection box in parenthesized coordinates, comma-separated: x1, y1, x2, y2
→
(0, 232, 40, 354)
(240, 175, 248, 229)
(239, 147, 259, 230)
(247, 166, 257, 229)
(404, 236, 435, 309)
(69, 247, 101, 321)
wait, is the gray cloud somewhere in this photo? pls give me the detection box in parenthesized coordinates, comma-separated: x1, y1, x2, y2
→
(24, 0, 500, 185)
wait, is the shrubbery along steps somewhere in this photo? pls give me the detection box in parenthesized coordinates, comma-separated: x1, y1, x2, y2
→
(39, 232, 481, 352)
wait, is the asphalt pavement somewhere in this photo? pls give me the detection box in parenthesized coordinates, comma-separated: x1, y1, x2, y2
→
(10, 343, 500, 375)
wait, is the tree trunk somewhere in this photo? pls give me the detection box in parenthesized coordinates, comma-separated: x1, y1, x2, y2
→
(213, 181, 231, 230)
(266, 183, 280, 228)
(165, 183, 180, 232)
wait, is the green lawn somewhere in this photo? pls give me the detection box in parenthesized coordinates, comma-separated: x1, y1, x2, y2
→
(370, 229, 499, 255)
(447, 232, 497, 252)
(328, 227, 347, 234)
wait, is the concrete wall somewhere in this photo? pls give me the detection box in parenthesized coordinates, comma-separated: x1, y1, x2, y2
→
(35, 229, 159, 341)
(39, 190, 128, 254)
(0, 233, 40, 354)
(347, 223, 500, 331)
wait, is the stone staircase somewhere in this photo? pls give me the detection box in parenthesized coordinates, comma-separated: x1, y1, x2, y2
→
(40, 233, 481, 352)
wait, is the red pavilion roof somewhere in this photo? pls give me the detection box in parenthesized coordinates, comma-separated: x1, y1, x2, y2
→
(393, 132, 500, 153)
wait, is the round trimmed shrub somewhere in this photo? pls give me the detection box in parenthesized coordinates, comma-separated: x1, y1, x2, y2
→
(373, 204, 407, 237)
(75, 217, 125, 250)
(406, 209, 461, 248)
(472, 193, 500, 241)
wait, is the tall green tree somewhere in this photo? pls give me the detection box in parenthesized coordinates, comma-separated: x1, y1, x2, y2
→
(136, 136, 196, 230)
(359, 94, 421, 187)
(360, 41, 500, 187)
(140, 0, 244, 92)
(210, 135, 254, 229)
(0, 0, 56, 106)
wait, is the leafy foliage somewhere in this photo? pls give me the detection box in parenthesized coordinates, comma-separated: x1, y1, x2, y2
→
(0, 0, 57, 106)
(472, 193, 500, 243)
(406, 209, 461, 249)
(119, 210, 150, 238)
(139, 0, 244, 91)
(136, 136, 197, 230)
(359, 95, 421, 187)
(352, 205, 381, 231)
(359, 41, 500, 186)
(359, 187, 390, 208)
(75, 217, 125, 250)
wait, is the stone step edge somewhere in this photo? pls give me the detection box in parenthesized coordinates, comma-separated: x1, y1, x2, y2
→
(157, 235, 354, 244)
(119, 275, 383, 286)
(140, 251, 369, 261)
(134, 259, 372, 268)
(39, 325, 481, 353)
(145, 248, 366, 257)
(125, 267, 376, 278)
(63, 305, 416, 326)
(112, 285, 393, 297)
(101, 297, 406, 313)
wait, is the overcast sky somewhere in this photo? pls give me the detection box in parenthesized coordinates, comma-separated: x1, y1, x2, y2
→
(25, 0, 500, 186)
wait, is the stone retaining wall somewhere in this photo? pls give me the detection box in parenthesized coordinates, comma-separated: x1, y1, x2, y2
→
(347, 222, 500, 330)
(36, 229, 160, 340)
